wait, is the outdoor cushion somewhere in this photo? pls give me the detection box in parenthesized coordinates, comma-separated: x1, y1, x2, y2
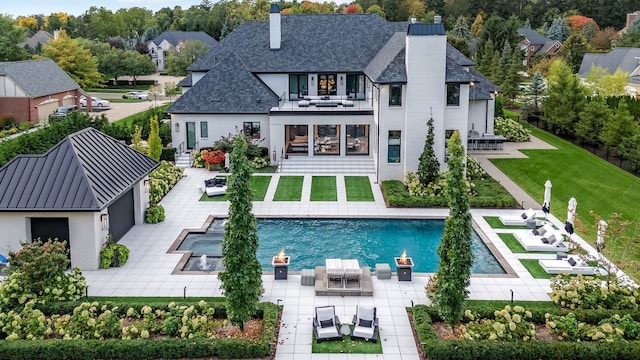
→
(568, 257, 577, 266)
(538, 227, 547, 236)
(521, 212, 528, 219)
(320, 319, 333, 328)
(359, 319, 372, 327)
(547, 234, 557, 245)
(532, 229, 539, 235)
(541, 237, 549, 244)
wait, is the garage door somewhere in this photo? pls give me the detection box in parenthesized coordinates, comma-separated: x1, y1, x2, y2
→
(62, 96, 75, 105)
(30, 217, 70, 257)
(108, 189, 135, 242)
(37, 101, 59, 122)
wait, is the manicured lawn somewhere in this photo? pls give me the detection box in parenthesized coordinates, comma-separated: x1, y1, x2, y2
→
(312, 333, 382, 354)
(199, 175, 271, 202)
(273, 176, 304, 201)
(491, 126, 640, 279)
(498, 233, 527, 253)
(345, 176, 374, 201)
(310, 176, 337, 201)
(520, 259, 556, 279)
(483, 216, 528, 229)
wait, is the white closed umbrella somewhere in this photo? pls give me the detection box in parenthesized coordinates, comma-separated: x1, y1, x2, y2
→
(542, 180, 552, 221)
(224, 152, 230, 172)
(565, 197, 577, 235)
(597, 219, 608, 254)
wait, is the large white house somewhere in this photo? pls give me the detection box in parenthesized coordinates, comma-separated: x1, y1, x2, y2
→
(148, 31, 218, 71)
(168, 6, 498, 181)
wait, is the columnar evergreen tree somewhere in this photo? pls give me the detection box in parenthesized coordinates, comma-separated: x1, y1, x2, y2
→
(219, 135, 263, 330)
(501, 48, 523, 102)
(450, 15, 470, 39)
(417, 116, 440, 186)
(470, 13, 483, 38)
(495, 40, 512, 85)
(576, 98, 610, 142)
(523, 70, 547, 114)
(559, 33, 588, 73)
(147, 116, 162, 161)
(544, 59, 585, 133)
(600, 102, 635, 153)
(434, 131, 473, 329)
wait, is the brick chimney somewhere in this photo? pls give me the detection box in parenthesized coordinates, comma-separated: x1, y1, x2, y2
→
(270, 4, 281, 50)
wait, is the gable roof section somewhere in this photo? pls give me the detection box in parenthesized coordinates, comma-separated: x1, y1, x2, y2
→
(21, 30, 53, 49)
(0, 59, 80, 98)
(0, 128, 159, 211)
(518, 28, 548, 45)
(191, 14, 404, 73)
(578, 48, 640, 77)
(152, 31, 218, 47)
(469, 68, 499, 100)
(364, 32, 407, 83)
(540, 40, 561, 54)
(176, 74, 192, 87)
(168, 52, 279, 114)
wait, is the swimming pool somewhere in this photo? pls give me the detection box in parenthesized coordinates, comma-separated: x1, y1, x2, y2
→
(177, 218, 505, 274)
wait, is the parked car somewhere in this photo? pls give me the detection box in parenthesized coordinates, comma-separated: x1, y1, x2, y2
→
(49, 105, 78, 121)
(80, 96, 110, 107)
(123, 91, 149, 100)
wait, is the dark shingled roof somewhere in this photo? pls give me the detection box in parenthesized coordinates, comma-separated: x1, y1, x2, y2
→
(518, 28, 548, 45)
(151, 31, 218, 47)
(169, 52, 279, 114)
(364, 32, 407, 83)
(0, 128, 159, 211)
(177, 74, 192, 87)
(21, 30, 53, 49)
(578, 47, 640, 76)
(469, 68, 500, 100)
(0, 59, 80, 98)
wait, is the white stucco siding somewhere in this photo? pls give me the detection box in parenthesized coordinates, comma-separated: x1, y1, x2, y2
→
(171, 114, 270, 150)
(0, 212, 103, 270)
(257, 74, 288, 100)
(405, 33, 447, 174)
(377, 85, 406, 181)
(444, 84, 471, 152)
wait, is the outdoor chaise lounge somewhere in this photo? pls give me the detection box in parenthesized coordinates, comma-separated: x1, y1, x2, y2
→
(351, 306, 379, 342)
(513, 226, 569, 252)
(499, 208, 538, 226)
(538, 256, 596, 275)
(313, 306, 342, 342)
(342, 259, 363, 289)
(326, 259, 344, 289)
(205, 177, 227, 197)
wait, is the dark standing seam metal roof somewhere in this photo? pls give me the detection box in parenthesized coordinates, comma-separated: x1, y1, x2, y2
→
(173, 14, 497, 114)
(0, 59, 80, 98)
(0, 128, 159, 211)
(151, 31, 218, 47)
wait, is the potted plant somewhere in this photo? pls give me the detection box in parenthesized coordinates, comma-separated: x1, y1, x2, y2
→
(100, 234, 130, 269)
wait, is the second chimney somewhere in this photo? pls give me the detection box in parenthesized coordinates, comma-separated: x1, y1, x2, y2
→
(270, 4, 281, 50)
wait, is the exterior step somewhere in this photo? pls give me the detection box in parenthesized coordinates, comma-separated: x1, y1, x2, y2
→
(279, 156, 374, 174)
(175, 153, 191, 168)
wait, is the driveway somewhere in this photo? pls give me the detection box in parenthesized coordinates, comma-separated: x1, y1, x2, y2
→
(83, 98, 173, 123)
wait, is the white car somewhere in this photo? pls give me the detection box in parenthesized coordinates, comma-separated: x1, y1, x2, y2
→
(123, 91, 149, 100)
(80, 96, 110, 107)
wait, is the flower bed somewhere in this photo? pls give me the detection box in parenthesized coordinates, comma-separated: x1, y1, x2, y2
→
(0, 301, 278, 359)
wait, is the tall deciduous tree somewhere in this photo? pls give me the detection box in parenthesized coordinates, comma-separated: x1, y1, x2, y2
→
(585, 65, 630, 97)
(0, 15, 28, 61)
(165, 40, 212, 76)
(147, 116, 162, 161)
(41, 30, 102, 89)
(417, 116, 440, 186)
(219, 135, 263, 330)
(124, 50, 156, 85)
(435, 131, 473, 329)
(470, 13, 484, 38)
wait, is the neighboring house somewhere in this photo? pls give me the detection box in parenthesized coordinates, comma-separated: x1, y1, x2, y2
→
(517, 27, 562, 66)
(168, 6, 499, 181)
(578, 47, 640, 97)
(19, 30, 54, 51)
(620, 10, 640, 34)
(0, 128, 159, 270)
(148, 31, 218, 71)
(0, 59, 83, 123)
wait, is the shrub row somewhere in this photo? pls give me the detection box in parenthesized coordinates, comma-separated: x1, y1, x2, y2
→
(413, 305, 640, 360)
(2, 302, 277, 359)
(382, 179, 519, 208)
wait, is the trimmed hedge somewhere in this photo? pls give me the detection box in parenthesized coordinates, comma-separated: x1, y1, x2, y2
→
(4, 301, 277, 360)
(382, 179, 519, 208)
(413, 305, 640, 360)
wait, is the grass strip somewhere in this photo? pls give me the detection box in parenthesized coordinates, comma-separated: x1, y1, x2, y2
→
(491, 125, 640, 280)
(310, 176, 337, 201)
(199, 175, 271, 202)
(345, 176, 374, 201)
(312, 332, 382, 354)
(273, 176, 304, 201)
(520, 259, 556, 279)
(483, 216, 528, 229)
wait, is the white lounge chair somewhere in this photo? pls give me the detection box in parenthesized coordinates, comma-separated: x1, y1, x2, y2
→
(313, 306, 342, 342)
(326, 259, 344, 289)
(351, 306, 379, 342)
(499, 208, 539, 226)
(513, 229, 569, 252)
(342, 259, 362, 289)
(538, 256, 596, 275)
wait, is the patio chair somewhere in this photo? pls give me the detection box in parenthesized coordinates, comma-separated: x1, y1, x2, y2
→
(351, 305, 379, 342)
(499, 208, 539, 227)
(538, 256, 597, 275)
(326, 258, 344, 289)
(313, 306, 342, 342)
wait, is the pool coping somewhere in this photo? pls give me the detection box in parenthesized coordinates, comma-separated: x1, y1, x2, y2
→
(167, 215, 518, 278)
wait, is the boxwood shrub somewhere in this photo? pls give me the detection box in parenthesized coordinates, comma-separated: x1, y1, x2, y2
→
(2, 301, 277, 360)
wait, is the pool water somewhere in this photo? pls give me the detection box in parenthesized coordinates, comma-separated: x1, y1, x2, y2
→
(178, 218, 505, 274)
